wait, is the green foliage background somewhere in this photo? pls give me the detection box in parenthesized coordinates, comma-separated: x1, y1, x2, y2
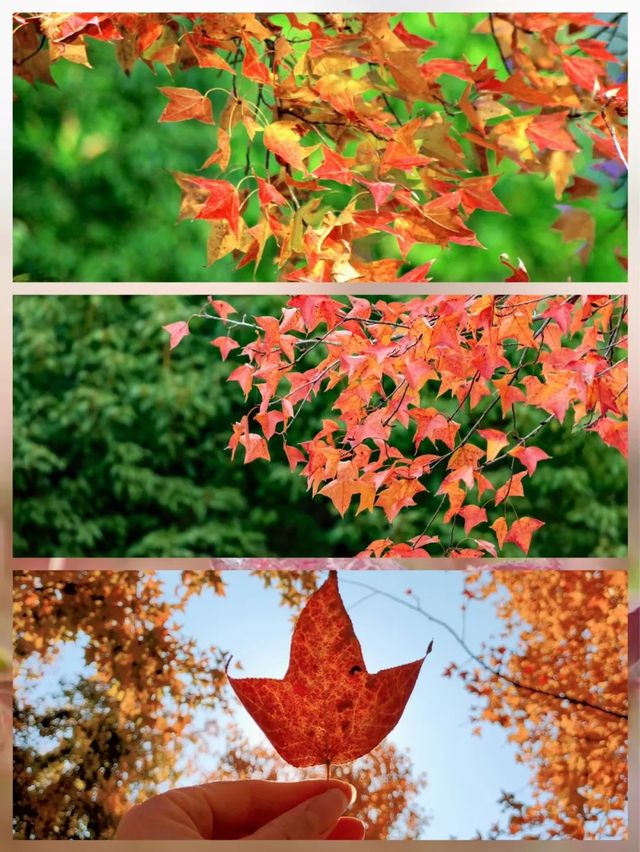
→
(13, 295, 627, 557)
(13, 13, 627, 282)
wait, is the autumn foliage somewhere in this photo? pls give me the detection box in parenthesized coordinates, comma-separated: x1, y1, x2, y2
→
(167, 294, 628, 557)
(13, 12, 628, 280)
(13, 571, 228, 838)
(455, 570, 628, 839)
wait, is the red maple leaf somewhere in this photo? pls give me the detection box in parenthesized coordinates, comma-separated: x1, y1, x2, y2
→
(210, 336, 240, 360)
(242, 38, 271, 85)
(458, 504, 488, 535)
(314, 146, 354, 184)
(392, 21, 436, 50)
(163, 320, 189, 350)
(526, 111, 578, 152)
(257, 178, 287, 207)
(494, 471, 527, 506)
(505, 517, 545, 554)
(195, 180, 241, 234)
(508, 445, 551, 475)
(208, 298, 237, 320)
(227, 572, 431, 768)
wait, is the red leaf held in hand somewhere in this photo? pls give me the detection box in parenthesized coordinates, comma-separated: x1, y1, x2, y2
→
(227, 571, 431, 768)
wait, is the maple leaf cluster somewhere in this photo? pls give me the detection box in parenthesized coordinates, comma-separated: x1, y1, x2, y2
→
(13, 12, 628, 280)
(457, 570, 627, 839)
(167, 294, 628, 557)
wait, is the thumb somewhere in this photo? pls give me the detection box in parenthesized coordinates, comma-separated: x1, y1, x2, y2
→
(244, 786, 353, 840)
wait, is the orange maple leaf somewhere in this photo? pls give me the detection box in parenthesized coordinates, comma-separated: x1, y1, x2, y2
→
(158, 86, 214, 124)
(505, 517, 545, 554)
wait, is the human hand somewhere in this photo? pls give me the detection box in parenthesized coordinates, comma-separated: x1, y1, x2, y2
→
(116, 778, 365, 840)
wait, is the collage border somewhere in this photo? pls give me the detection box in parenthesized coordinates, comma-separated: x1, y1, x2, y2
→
(2, 1, 638, 848)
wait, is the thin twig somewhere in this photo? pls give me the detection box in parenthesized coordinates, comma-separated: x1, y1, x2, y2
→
(340, 579, 628, 721)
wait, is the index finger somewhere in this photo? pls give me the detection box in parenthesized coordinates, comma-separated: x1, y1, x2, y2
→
(159, 779, 356, 839)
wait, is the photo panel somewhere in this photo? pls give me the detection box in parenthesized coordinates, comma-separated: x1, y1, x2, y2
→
(13, 294, 628, 559)
(12, 565, 629, 841)
(12, 12, 628, 283)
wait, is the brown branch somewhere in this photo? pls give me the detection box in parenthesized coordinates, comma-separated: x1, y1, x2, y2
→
(489, 13, 510, 76)
(14, 33, 46, 66)
(600, 106, 628, 170)
(602, 297, 627, 361)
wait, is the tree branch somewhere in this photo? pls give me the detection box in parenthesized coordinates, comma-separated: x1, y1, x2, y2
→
(341, 578, 628, 721)
(489, 14, 510, 76)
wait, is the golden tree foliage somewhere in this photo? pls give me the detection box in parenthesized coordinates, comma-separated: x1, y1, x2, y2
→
(13, 570, 229, 839)
(457, 570, 627, 839)
(214, 724, 428, 839)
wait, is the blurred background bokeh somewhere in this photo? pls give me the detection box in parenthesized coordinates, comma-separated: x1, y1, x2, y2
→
(13, 13, 627, 282)
(13, 295, 627, 557)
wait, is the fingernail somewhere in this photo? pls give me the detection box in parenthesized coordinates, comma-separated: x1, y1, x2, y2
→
(308, 787, 350, 823)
